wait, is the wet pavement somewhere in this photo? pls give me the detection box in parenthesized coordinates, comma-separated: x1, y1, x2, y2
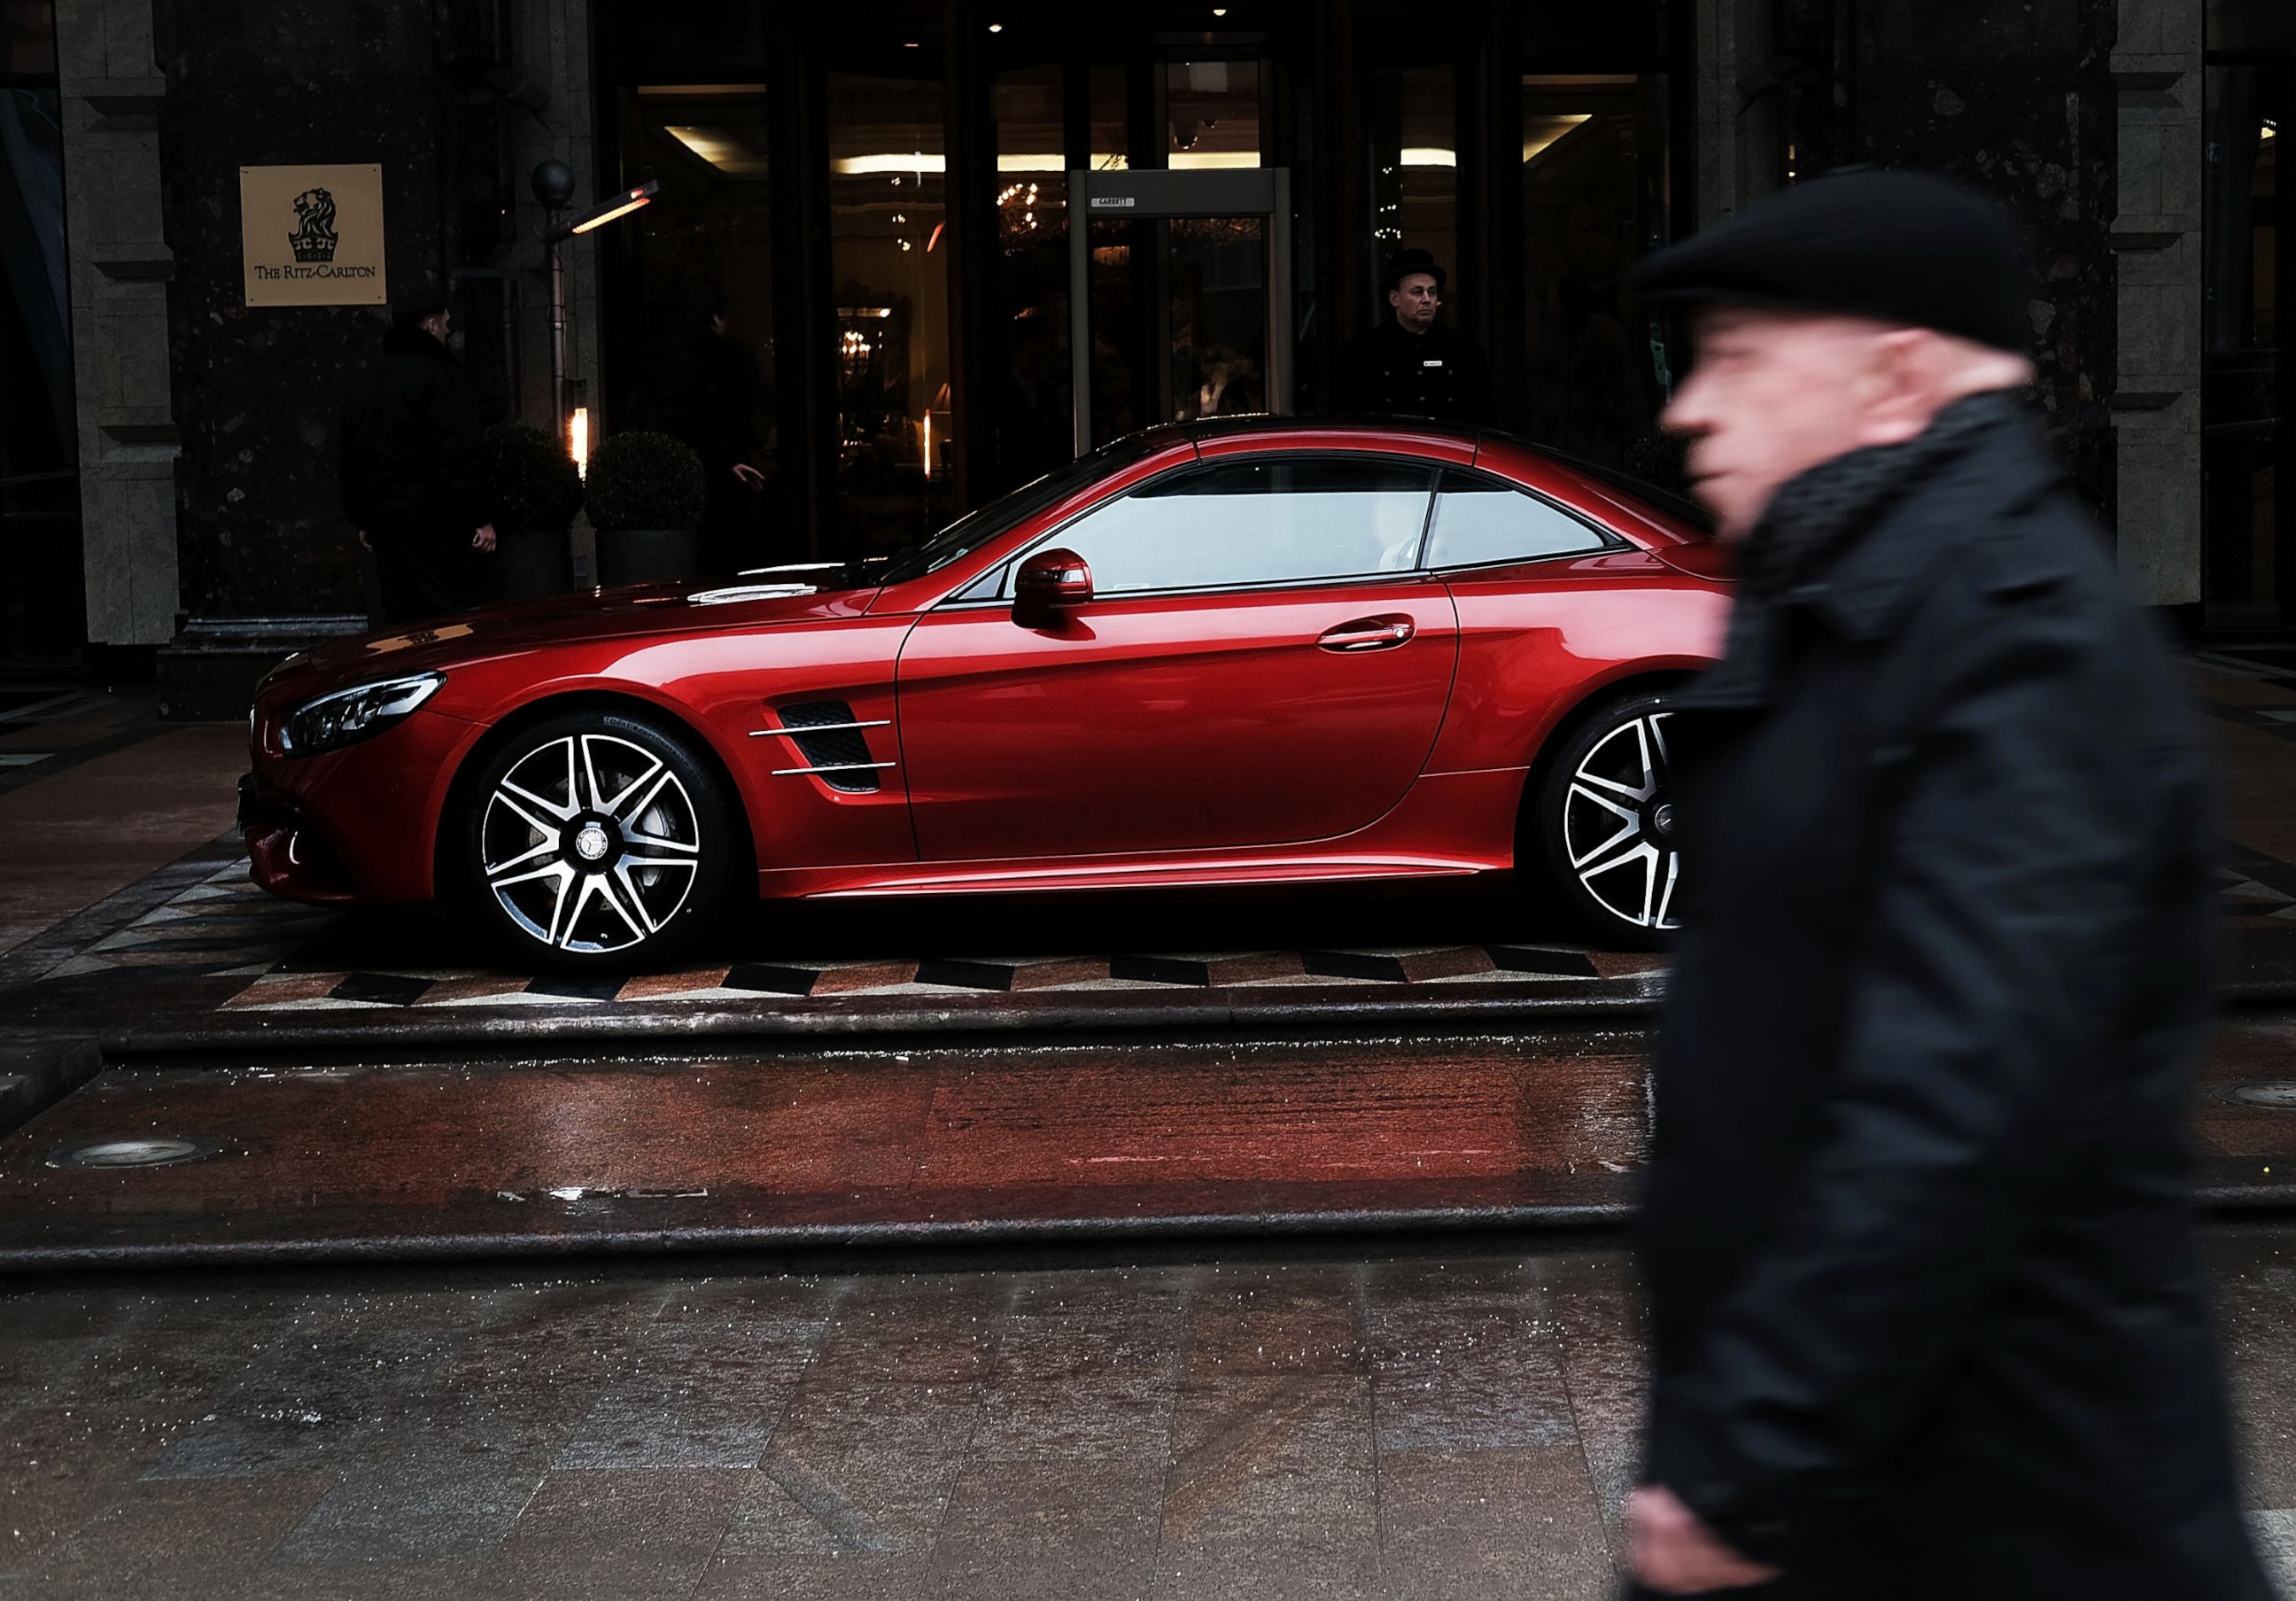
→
(5, 1008, 2296, 1269)
(2, 1231, 2295, 1599)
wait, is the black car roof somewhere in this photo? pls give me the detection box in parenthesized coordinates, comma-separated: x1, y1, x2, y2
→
(1152, 415, 1713, 532)
(1160, 414, 1486, 447)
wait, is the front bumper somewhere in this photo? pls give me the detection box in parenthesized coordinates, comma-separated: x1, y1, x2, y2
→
(239, 773, 361, 903)
(240, 705, 479, 907)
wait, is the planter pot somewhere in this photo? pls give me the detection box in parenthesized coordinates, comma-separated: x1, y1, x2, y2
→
(596, 527, 699, 587)
(497, 526, 575, 601)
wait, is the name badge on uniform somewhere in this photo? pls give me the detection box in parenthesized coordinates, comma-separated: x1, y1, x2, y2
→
(1423, 359, 1444, 368)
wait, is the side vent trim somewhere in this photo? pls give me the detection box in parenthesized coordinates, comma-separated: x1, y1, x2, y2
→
(764, 701, 887, 793)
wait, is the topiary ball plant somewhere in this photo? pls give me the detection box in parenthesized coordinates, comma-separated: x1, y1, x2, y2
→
(475, 423, 585, 538)
(585, 431, 706, 533)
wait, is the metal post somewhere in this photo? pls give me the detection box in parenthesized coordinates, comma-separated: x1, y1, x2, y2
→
(548, 239, 567, 443)
(1069, 170, 1092, 457)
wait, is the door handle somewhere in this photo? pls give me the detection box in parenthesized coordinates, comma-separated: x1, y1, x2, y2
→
(1317, 615, 1416, 652)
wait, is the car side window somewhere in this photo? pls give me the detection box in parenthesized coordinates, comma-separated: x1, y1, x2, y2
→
(1043, 456, 1436, 595)
(1423, 469, 1617, 569)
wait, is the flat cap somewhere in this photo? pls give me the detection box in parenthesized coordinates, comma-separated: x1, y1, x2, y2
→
(1634, 167, 2032, 353)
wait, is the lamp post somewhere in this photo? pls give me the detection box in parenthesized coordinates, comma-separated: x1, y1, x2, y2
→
(529, 162, 660, 457)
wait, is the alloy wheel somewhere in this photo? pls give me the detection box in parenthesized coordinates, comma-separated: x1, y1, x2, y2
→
(1560, 711, 1680, 932)
(479, 733, 702, 953)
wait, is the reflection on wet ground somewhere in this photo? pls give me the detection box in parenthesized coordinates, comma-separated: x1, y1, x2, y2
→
(10, 1010, 2296, 1266)
(0, 1030, 1652, 1265)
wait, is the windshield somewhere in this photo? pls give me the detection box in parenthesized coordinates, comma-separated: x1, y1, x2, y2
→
(877, 435, 1155, 584)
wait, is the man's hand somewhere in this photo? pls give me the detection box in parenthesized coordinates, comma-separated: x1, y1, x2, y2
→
(356, 529, 370, 550)
(1627, 1486, 1782, 1594)
(473, 523, 498, 553)
(733, 462, 764, 487)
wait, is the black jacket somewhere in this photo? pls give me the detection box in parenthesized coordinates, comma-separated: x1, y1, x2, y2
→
(1641, 408, 2269, 1598)
(1330, 317, 1492, 424)
(337, 326, 486, 533)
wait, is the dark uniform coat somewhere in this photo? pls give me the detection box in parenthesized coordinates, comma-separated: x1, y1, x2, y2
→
(1330, 316, 1493, 424)
(1640, 406, 2271, 1599)
(338, 325, 489, 624)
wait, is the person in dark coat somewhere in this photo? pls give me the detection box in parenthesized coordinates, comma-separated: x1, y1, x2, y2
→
(1330, 248, 1493, 424)
(337, 291, 496, 625)
(634, 289, 767, 575)
(1623, 168, 2272, 1599)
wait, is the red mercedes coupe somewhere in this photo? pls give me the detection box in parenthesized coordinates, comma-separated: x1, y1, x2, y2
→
(242, 419, 1729, 969)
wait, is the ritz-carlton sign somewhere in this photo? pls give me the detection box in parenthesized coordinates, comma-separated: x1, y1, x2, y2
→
(239, 163, 387, 307)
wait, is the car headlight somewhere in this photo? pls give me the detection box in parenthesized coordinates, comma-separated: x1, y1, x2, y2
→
(280, 672, 444, 757)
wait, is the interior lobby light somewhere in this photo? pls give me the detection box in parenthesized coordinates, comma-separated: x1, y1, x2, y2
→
(663, 126, 769, 176)
(1400, 147, 1457, 167)
(1523, 114, 1594, 166)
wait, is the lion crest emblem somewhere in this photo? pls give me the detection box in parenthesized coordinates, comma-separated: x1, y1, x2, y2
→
(289, 188, 339, 263)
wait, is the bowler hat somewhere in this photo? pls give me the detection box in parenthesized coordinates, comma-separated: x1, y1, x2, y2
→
(1379, 248, 1448, 294)
(1634, 167, 2032, 354)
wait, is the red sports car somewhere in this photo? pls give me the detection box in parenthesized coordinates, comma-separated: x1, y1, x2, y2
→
(242, 419, 1729, 969)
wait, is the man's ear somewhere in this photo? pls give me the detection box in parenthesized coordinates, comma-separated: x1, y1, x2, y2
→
(1853, 329, 1936, 447)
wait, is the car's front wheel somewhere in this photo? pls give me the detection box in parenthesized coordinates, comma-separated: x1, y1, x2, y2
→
(456, 709, 737, 970)
(1531, 688, 1682, 950)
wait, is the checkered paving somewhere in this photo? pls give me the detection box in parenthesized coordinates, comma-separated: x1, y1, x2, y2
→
(216, 941, 1659, 1014)
(31, 856, 1661, 1013)
(33, 859, 337, 983)
(34, 853, 2289, 1016)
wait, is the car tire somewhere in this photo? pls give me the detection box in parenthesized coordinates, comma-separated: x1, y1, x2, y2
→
(1530, 688, 1682, 951)
(455, 709, 737, 972)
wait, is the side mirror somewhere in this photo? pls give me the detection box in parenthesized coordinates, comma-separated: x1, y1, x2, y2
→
(1013, 547, 1093, 626)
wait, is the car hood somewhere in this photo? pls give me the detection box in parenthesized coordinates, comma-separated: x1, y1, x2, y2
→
(260, 579, 880, 700)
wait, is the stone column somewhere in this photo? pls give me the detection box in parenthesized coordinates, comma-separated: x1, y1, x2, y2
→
(1693, 0, 1783, 227)
(55, 0, 180, 652)
(2109, 0, 2203, 608)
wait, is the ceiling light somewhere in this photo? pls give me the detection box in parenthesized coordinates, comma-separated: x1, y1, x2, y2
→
(988, 21, 1003, 31)
(1522, 114, 1593, 166)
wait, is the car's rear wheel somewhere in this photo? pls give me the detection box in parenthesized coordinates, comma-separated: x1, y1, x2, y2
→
(456, 710, 735, 971)
(1531, 688, 1681, 950)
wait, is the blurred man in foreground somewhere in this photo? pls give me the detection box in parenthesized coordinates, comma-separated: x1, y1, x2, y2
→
(1624, 169, 2271, 1598)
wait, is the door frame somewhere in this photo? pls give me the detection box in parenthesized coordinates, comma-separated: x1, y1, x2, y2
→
(1065, 166, 1295, 456)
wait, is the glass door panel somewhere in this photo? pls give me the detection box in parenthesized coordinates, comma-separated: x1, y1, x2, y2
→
(1167, 216, 1269, 421)
(1166, 58, 1261, 168)
(1520, 74, 1670, 470)
(2203, 63, 2287, 624)
(827, 68, 955, 558)
(1071, 169, 1292, 452)
(990, 67, 1072, 494)
(620, 85, 776, 574)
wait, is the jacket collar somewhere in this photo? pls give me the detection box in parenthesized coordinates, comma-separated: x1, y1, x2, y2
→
(1679, 408, 2067, 711)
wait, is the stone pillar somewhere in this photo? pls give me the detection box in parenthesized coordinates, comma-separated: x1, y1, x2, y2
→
(1693, 0, 1783, 226)
(1845, 1, 2121, 517)
(55, 0, 180, 652)
(2109, 0, 2203, 607)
